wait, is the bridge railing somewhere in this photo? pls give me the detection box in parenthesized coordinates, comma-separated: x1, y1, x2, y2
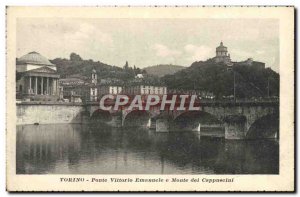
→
(201, 97, 278, 102)
(84, 96, 279, 107)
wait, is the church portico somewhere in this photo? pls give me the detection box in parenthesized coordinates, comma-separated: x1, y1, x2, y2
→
(23, 75, 59, 95)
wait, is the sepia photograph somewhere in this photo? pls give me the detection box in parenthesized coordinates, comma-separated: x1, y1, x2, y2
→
(6, 6, 294, 192)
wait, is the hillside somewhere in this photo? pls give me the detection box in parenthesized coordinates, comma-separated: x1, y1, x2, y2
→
(162, 60, 279, 99)
(50, 53, 164, 85)
(50, 53, 144, 81)
(143, 64, 185, 77)
(50, 52, 279, 99)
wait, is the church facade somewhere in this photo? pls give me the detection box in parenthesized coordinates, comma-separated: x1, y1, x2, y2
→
(16, 52, 60, 101)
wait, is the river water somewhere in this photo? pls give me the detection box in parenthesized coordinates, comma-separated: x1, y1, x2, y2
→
(16, 124, 279, 174)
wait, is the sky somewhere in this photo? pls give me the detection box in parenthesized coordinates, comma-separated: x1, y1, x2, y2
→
(17, 18, 279, 71)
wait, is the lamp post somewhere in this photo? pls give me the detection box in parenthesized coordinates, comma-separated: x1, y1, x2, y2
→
(267, 77, 270, 98)
(233, 70, 236, 102)
(226, 66, 236, 102)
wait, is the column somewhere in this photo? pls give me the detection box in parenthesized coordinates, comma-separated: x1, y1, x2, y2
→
(56, 79, 59, 96)
(52, 78, 55, 95)
(29, 76, 32, 94)
(53, 79, 56, 95)
(46, 77, 49, 95)
(41, 77, 44, 95)
(48, 78, 50, 95)
(35, 76, 38, 95)
(49, 78, 52, 95)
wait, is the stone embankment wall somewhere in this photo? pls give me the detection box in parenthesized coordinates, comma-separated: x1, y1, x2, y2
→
(16, 102, 89, 125)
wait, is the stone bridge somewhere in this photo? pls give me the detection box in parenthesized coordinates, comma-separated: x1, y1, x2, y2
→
(85, 100, 279, 140)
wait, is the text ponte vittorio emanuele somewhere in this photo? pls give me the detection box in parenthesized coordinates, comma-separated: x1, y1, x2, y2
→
(60, 177, 234, 183)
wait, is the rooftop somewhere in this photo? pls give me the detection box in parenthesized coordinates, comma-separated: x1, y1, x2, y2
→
(216, 42, 227, 51)
(17, 51, 54, 66)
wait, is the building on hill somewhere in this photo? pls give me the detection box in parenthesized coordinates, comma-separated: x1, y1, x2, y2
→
(91, 69, 97, 84)
(236, 58, 265, 69)
(59, 69, 124, 102)
(59, 77, 86, 86)
(59, 69, 101, 102)
(124, 85, 167, 95)
(16, 51, 60, 101)
(212, 41, 232, 65)
(97, 78, 123, 98)
(123, 80, 167, 96)
(90, 68, 98, 101)
(59, 67, 167, 102)
(59, 77, 89, 102)
(167, 89, 215, 99)
(65, 74, 89, 81)
(98, 84, 123, 97)
(135, 74, 144, 79)
(211, 42, 265, 69)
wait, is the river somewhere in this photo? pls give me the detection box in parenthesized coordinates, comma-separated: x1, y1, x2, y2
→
(16, 124, 279, 174)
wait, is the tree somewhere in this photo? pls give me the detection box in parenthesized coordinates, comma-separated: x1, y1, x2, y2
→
(161, 60, 279, 99)
(133, 65, 142, 74)
(70, 53, 82, 62)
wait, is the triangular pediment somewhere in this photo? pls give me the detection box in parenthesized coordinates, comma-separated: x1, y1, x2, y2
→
(26, 66, 57, 74)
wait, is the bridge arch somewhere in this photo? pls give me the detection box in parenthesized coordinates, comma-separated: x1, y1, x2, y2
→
(91, 109, 112, 122)
(246, 113, 279, 139)
(173, 111, 223, 130)
(122, 110, 151, 127)
(174, 111, 222, 122)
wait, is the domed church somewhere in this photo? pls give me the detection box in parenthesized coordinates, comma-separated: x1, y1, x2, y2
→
(16, 51, 60, 101)
(212, 41, 232, 65)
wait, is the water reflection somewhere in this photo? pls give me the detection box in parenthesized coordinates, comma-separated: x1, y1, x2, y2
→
(16, 124, 278, 174)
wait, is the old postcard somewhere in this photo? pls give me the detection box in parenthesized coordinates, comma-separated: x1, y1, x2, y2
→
(6, 6, 294, 192)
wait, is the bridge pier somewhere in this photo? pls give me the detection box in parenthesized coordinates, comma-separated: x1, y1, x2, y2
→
(107, 114, 122, 127)
(224, 115, 247, 139)
(192, 123, 201, 132)
(156, 119, 169, 132)
(147, 118, 156, 129)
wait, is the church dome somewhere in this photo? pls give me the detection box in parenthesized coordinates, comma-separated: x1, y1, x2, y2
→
(17, 51, 54, 66)
(216, 42, 227, 52)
